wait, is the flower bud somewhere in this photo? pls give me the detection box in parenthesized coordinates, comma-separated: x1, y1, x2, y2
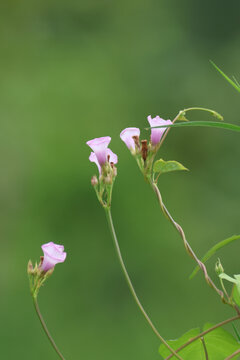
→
(215, 258, 224, 275)
(112, 165, 117, 177)
(104, 175, 112, 185)
(91, 176, 98, 187)
(27, 260, 33, 275)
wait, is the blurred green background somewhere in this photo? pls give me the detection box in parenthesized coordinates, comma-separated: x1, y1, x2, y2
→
(1, 0, 240, 359)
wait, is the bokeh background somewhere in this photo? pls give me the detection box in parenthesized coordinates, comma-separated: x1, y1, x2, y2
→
(1, 0, 240, 359)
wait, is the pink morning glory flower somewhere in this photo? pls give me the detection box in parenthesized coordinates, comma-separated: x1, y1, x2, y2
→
(147, 115, 172, 145)
(41, 242, 67, 272)
(86, 136, 111, 165)
(120, 127, 140, 151)
(89, 148, 118, 174)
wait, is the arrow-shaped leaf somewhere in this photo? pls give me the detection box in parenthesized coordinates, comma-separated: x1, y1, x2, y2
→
(153, 159, 188, 175)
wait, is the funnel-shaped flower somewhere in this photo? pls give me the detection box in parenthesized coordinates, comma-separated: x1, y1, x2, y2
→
(147, 116, 172, 145)
(89, 149, 118, 174)
(86, 136, 111, 165)
(120, 127, 140, 151)
(41, 242, 67, 272)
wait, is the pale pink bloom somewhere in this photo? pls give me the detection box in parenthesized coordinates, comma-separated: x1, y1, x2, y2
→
(89, 149, 118, 174)
(120, 127, 140, 150)
(41, 242, 67, 272)
(147, 116, 172, 145)
(86, 136, 111, 165)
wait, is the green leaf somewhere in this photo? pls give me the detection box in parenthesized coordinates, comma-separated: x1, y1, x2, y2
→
(159, 323, 240, 359)
(203, 323, 240, 359)
(232, 322, 240, 342)
(210, 61, 240, 93)
(149, 121, 240, 132)
(153, 159, 188, 175)
(159, 328, 203, 359)
(233, 285, 240, 307)
(219, 273, 237, 284)
(189, 235, 240, 279)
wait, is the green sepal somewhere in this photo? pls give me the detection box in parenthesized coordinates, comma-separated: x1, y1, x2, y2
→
(177, 114, 189, 122)
(153, 159, 188, 175)
(28, 260, 54, 299)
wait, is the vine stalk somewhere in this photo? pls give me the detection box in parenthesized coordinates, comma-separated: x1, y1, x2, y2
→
(33, 298, 65, 360)
(105, 207, 184, 360)
(151, 180, 233, 306)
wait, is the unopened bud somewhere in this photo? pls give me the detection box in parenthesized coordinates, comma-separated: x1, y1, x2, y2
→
(112, 165, 117, 177)
(104, 175, 112, 185)
(91, 176, 98, 187)
(141, 140, 148, 161)
(215, 258, 224, 275)
(27, 260, 33, 275)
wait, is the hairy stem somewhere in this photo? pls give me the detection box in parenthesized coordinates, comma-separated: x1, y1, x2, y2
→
(33, 298, 65, 360)
(165, 315, 240, 360)
(105, 208, 184, 360)
(151, 181, 227, 303)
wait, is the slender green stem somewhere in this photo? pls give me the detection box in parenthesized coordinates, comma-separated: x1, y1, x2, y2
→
(200, 337, 209, 360)
(225, 349, 240, 360)
(220, 278, 232, 304)
(181, 107, 223, 119)
(165, 315, 240, 360)
(33, 298, 65, 360)
(105, 207, 184, 360)
(159, 106, 223, 147)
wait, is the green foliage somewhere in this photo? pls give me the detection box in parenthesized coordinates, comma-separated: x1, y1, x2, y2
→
(211, 61, 240, 93)
(232, 323, 240, 342)
(159, 328, 203, 359)
(219, 273, 240, 299)
(153, 159, 188, 175)
(149, 121, 240, 132)
(159, 323, 240, 359)
(190, 235, 240, 279)
(233, 285, 240, 307)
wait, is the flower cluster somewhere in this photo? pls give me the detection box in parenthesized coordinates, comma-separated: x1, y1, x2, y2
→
(120, 115, 172, 180)
(28, 242, 67, 299)
(86, 136, 118, 208)
(86, 116, 172, 201)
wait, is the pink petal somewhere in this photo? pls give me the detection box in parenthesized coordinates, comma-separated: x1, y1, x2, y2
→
(86, 137, 111, 165)
(89, 152, 101, 174)
(41, 242, 67, 272)
(120, 127, 140, 150)
(107, 149, 118, 164)
(147, 116, 172, 145)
